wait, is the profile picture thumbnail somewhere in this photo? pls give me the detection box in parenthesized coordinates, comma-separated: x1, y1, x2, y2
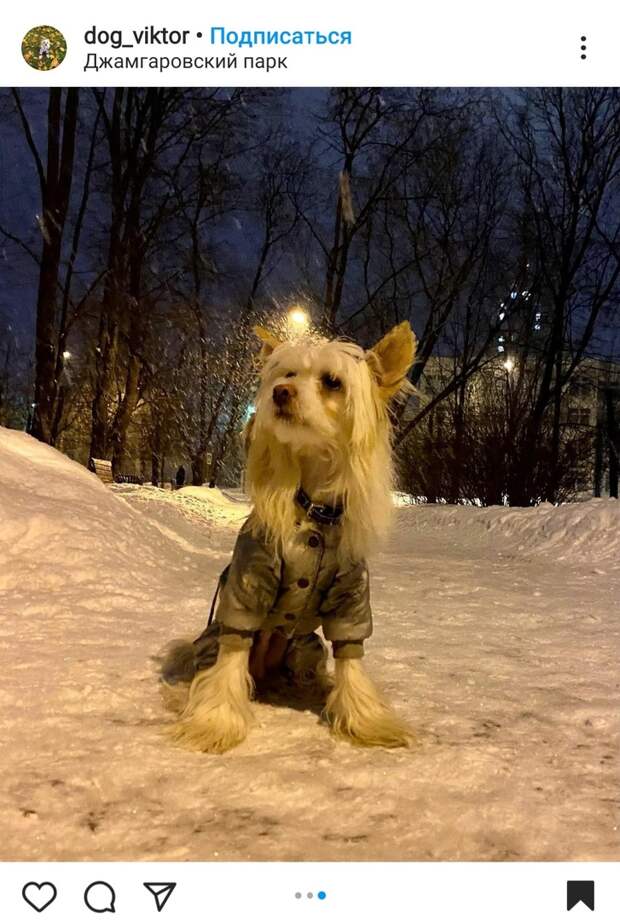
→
(22, 25, 67, 71)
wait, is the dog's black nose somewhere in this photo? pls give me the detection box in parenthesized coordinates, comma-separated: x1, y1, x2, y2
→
(273, 384, 296, 407)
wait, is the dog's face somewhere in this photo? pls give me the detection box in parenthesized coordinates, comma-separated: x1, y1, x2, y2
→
(251, 322, 416, 452)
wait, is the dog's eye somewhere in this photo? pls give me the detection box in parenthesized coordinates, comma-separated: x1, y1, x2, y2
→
(284, 371, 296, 379)
(321, 373, 343, 391)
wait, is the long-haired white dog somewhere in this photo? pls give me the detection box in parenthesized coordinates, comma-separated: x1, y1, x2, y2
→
(162, 320, 416, 753)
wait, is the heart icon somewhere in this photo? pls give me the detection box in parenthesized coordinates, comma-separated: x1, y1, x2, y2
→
(22, 882, 58, 912)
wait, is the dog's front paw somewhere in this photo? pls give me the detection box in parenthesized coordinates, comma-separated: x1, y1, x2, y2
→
(169, 703, 251, 754)
(168, 648, 255, 754)
(324, 658, 414, 749)
(325, 703, 414, 749)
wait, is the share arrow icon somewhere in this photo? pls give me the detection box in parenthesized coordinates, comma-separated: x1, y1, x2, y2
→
(143, 882, 177, 913)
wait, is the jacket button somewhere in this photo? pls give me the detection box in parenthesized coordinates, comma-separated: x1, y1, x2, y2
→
(308, 535, 320, 548)
(297, 578, 309, 588)
(284, 613, 296, 621)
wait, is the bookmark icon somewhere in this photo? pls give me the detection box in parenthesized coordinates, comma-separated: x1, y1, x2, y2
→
(567, 881, 595, 911)
(143, 882, 177, 913)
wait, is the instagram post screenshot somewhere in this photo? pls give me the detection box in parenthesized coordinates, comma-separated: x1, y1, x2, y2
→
(0, 0, 619, 917)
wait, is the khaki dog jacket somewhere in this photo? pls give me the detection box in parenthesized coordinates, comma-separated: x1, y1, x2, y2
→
(213, 505, 373, 659)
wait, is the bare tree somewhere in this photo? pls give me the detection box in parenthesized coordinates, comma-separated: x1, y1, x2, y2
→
(499, 88, 620, 502)
(8, 89, 79, 443)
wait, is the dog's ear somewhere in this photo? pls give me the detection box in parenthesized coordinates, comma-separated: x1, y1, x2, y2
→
(367, 321, 416, 400)
(253, 325, 282, 363)
(252, 326, 281, 362)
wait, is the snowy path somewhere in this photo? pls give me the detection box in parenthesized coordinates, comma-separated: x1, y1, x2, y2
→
(1, 429, 618, 861)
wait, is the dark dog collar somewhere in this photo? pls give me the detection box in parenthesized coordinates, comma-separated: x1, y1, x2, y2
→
(295, 487, 344, 526)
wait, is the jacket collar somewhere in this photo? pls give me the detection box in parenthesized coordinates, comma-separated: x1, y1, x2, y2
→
(295, 487, 344, 527)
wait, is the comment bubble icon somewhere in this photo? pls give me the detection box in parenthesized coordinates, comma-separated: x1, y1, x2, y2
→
(84, 881, 116, 913)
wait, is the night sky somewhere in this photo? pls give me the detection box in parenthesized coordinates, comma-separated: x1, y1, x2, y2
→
(1, 87, 619, 361)
(0, 87, 329, 351)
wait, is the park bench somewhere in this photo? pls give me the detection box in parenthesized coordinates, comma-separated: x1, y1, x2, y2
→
(89, 457, 113, 484)
(114, 473, 144, 485)
(88, 458, 143, 486)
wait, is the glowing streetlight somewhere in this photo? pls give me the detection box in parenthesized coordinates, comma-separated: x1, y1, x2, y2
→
(503, 357, 515, 372)
(287, 306, 310, 335)
(62, 350, 72, 360)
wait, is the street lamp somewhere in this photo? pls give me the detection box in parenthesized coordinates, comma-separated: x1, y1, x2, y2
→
(503, 357, 515, 372)
(287, 306, 310, 336)
(62, 350, 72, 360)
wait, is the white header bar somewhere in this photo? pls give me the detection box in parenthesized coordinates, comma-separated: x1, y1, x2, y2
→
(1, 0, 619, 87)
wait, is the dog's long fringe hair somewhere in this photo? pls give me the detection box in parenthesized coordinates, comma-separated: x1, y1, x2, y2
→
(325, 659, 413, 747)
(168, 647, 255, 753)
(245, 340, 398, 563)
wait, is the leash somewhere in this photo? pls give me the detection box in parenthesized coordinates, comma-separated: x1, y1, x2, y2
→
(207, 564, 230, 627)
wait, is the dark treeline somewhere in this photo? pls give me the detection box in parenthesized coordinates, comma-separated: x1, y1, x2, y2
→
(1, 87, 619, 503)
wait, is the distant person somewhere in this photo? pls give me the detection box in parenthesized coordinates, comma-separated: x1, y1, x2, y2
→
(175, 465, 186, 489)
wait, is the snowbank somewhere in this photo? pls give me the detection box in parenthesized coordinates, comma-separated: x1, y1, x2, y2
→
(177, 485, 246, 506)
(396, 498, 620, 568)
(114, 482, 250, 528)
(0, 427, 160, 594)
(1, 427, 618, 861)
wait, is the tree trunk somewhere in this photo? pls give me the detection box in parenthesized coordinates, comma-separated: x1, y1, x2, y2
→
(31, 231, 62, 442)
(607, 389, 619, 499)
(111, 349, 142, 475)
(29, 88, 79, 444)
(90, 310, 119, 458)
(191, 455, 207, 486)
(89, 89, 126, 460)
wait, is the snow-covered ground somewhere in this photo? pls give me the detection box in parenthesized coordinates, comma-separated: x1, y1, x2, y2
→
(0, 426, 618, 861)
